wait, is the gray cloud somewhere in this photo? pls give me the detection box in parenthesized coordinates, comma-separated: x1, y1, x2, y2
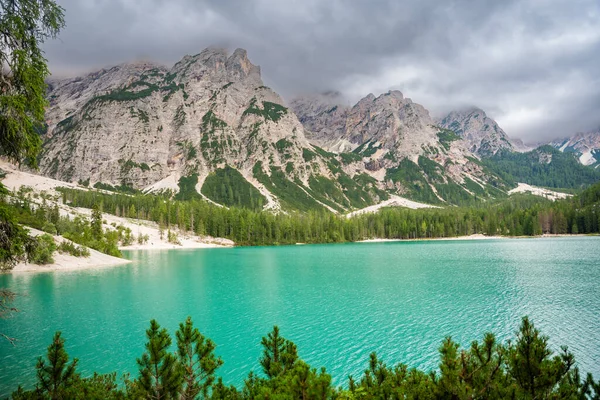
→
(45, 0, 600, 142)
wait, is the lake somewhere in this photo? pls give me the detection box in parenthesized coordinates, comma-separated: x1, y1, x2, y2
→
(1, 237, 599, 396)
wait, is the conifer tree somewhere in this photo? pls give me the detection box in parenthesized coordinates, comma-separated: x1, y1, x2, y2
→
(260, 326, 298, 379)
(507, 316, 575, 399)
(90, 204, 103, 240)
(34, 331, 79, 399)
(176, 316, 223, 400)
(135, 319, 183, 400)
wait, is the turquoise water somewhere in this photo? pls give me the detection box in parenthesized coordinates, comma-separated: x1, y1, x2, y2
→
(1, 237, 599, 396)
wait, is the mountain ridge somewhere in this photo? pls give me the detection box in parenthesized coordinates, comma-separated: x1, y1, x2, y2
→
(39, 46, 599, 212)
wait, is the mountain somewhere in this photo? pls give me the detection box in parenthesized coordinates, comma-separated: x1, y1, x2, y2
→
(291, 90, 510, 204)
(548, 130, 600, 168)
(289, 91, 350, 151)
(438, 108, 515, 157)
(40, 48, 386, 213)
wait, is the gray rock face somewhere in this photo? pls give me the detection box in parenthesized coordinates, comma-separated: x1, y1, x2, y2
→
(293, 90, 444, 156)
(40, 48, 391, 212)
(289, 91, 349, 148)
(41, 48, 511, 209)
(438, 108, 514, 157)
(548, 129, 600, 167)
(292, 91, 508, 203)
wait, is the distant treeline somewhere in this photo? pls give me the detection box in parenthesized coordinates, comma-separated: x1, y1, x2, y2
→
(10, 317, 600, 399)
(57, 181, 600, 246)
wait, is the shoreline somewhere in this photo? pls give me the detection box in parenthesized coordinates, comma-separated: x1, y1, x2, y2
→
(5, 228, 232, 274)
(6, 242, 229, 273)
(6, 233, 597, 273)
(120, 240, 232, 251)
(357, 233, 599, 243)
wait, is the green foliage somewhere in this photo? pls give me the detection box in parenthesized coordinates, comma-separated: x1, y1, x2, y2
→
(2, 188, 132, 263)
(118, 158, 150, 175)
(13, 332, 80, 399)
(242, 98, 288, 122)
(0, 0, 65, 166)
(175, 174, 201, 201)
(137, 233, 149, 245)
(93, 181, 139, 195)
(134, 320, 183, 400)
(57, 240, 90, 257)
(275, 138, 293, 153)
(312, 145, 337, 159)
(386, 158, 441, 204)
(56, 180, 600, 247)
(434, 182, 476, 205)
(91, 204, 103, 240)
(260, 326, 298, 379)
(201, 166, 266, 210)
(28, 233, 56, 264)
(340, 152, 363, 164)
(174, 105, 186, 128)
(253, 162, 324, 212)
(93, 82, 159, 103)
(436, 127, 461, 150)
(129, 107, 149, 123)
(200, 111, 229, 164)
(484, 146, 600, 189)
(176, 316, 223, 399)
(0, 202, 31, 270)
(177, 140, 198, 161)
(11, 317, 600, 399)
(55, 115, 78, 133)
(202, 110, 228, 130)
(41, 221, 56, 234)
(352, 140, 379, 157)
(302, 148, 317, 162)
(167, 229, 181, 245)
(352, 173, 389, 202)
(508, 316, 576, 399)
(306, 175, 348, 212)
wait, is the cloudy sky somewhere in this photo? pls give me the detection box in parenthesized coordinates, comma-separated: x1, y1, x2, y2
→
(44, 0, 600, 142)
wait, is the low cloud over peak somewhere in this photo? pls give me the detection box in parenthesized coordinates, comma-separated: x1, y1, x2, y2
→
(45, 0, 600, 142)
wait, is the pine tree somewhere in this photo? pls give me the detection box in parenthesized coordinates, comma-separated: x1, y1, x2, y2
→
(90, 204, 103, 240)
(34, 331, 79, 399)
(437, 337, 465, 399)
(507, 316, 575, 399)
(176, 316, 223, 400)
(135, 319, 183, 400)
(260, 326, 298, 379)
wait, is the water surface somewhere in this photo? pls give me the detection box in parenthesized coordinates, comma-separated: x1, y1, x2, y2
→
(1, 237, 599, 396)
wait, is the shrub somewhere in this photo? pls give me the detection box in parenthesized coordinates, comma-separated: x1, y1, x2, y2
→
(57, 241, 90, 257)
(41, 222, 57, 235)
(28, 234, 56, 265)
(116, 225, 134, 246)
(167, 230, 181, 245)
(137, 233, 149, 245)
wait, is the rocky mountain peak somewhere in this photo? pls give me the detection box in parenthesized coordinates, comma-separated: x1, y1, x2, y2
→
(549, 128, 600, 167)
(169, 47, 261, 87)
(39, 46, 514, 211)
(439, 107, 514, 157)
(385, 90, 404, 100)
(226, 48, 260, 79)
